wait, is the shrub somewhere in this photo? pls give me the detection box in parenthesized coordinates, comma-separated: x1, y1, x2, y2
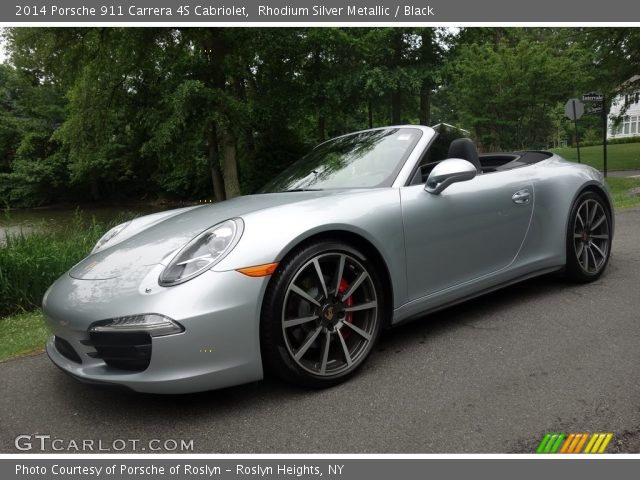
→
(0, 211, 110, 316)
(579, 136, 640, 148)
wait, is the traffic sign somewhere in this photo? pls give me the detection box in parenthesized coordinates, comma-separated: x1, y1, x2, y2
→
(587, 105, 603, 114)
(582, 92, 604, 102)
(565, 99, 584, 120)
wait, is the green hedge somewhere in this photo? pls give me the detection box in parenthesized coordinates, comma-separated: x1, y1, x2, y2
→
(577, 136, 640, 148)
(0, 212, 109, 316)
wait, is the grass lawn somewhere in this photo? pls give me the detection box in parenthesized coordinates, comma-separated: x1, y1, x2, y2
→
(0, 309, 49, 362)
(1, 179, 639, 364)
(551, 142, 640, 171)
(606, 177, 640, 209)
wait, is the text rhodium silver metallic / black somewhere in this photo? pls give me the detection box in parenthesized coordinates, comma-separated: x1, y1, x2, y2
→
(43, 125, 613, 393)
(257, 5, 391, 16)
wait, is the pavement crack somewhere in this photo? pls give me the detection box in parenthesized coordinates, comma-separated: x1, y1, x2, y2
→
(460, 322, 500, 331)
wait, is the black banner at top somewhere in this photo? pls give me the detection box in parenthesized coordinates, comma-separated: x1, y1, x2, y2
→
(4, 0, 640, 23)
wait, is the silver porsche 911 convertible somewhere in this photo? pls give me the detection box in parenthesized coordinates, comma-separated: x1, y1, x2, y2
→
(43, 125, 613, 393)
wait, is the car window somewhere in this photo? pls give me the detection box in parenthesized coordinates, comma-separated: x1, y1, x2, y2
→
(409, 126, 469, 185)
(260, 128, 422, 192)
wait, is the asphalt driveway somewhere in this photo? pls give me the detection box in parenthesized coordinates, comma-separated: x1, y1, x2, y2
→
(1, 208, 639, 453)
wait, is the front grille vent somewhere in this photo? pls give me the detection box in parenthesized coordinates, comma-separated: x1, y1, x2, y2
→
(54, 336, 82, 364)
(88, 331, 152, 371)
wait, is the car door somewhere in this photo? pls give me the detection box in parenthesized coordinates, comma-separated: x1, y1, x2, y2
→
(400, 169, 534, 301)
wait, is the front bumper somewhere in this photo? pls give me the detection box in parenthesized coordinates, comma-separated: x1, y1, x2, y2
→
(43, 265, 268, 394)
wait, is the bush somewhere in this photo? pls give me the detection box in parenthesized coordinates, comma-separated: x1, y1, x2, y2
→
(0, 211, 110, 316)
(579, 136, 640, 148)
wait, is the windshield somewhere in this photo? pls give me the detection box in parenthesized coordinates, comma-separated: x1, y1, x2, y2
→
(259, 128, 422, 193)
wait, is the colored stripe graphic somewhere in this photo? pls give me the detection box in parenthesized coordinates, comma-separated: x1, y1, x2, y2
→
(598, 433, 613, 453)
(550, 433, 566, 453)
(536, 433, 613, 453)
(584, 433, 598, 453)
(559, 433, 575, 453)
(590, 433, 606, 453)
(536, 433, 552, 453)
(574, 433, 589, 453)
(543, 434, 558, 453)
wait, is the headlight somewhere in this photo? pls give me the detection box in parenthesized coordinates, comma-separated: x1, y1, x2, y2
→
(91, 221, 132, 254)
(89, 314, 184, 337)
(159, 218, 243, 286)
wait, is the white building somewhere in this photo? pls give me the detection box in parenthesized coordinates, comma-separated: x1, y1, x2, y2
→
(608, 76, 640, 139)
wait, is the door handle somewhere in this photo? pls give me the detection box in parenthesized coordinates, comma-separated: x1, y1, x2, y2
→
(512, 189, 531, 204)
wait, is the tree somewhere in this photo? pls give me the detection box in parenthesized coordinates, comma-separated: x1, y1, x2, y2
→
(441, 28, 593, 150)
(581, 28, 640, 93)
(5, 27, 631, 208)
(0, 62, 67, 206)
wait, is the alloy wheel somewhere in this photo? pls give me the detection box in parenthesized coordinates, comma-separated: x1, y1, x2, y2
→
(573, 198, 610, 275)
(281, 252, 379, 377)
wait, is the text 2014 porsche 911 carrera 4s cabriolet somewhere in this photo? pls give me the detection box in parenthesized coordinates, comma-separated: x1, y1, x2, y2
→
(43, 125, 613, 393)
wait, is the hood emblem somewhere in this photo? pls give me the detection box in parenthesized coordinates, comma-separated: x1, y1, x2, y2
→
(84, 261, 98, 272)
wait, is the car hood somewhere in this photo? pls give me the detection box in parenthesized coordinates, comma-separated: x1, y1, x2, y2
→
(69, 191, 342, 280)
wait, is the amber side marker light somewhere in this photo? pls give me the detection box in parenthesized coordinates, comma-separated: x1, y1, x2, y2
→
(236, 262, 279, 277)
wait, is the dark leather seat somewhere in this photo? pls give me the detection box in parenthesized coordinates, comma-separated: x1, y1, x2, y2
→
(447, 138, 482, 173)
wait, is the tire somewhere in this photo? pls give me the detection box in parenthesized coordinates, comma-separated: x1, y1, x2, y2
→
(260, 240, 385, 388)
(564, 191, 612, 282)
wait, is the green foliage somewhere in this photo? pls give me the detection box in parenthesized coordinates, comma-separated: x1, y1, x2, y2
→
(580, 136, 640, 148)
(1, 27, 640, 206)
(1, 27, 450, 205)
(440, 29, 593, 151)
(0, 63, 68, 206)
(578, 28, 640, 101)
(0, 211, 110, 316)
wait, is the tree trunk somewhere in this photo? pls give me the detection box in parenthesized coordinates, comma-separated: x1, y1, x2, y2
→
(89, 176, 101, 202)
(318, 114, 326, 143)
(203, 28, 237, 200)
(391, 91, 401, 124)
(207, 122, 226, 202)
(232, 74, 255, 158)
(419, 81, 431, 126)
(221, 129, 241, 199)
(201, 30, 223, 196)
(390, 30, 404, 125)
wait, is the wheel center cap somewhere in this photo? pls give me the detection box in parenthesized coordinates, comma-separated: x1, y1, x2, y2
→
(323, 304, 335, 321)
(322, 303, 341, 327)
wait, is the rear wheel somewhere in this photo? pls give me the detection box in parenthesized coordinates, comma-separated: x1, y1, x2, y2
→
(565, 191, 611, 282)
(261, 241, 384, 388)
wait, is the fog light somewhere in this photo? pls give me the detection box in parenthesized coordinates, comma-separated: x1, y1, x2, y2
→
(89, 314, 184, 337)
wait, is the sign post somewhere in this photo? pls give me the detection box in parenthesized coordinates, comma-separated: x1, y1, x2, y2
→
(565, 98, 584, 163)
(582, 92, 607, 177)
(602, 95, 608, 177)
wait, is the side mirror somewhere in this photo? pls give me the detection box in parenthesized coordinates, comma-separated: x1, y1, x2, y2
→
(425, 158, 477, 194)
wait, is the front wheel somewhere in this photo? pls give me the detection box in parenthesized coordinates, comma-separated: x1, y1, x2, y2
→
(565, 191, 612, 282)
(260, 241, 384, 388)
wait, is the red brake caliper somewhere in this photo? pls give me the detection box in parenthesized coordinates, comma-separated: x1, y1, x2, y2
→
(338, 279, 353, 339)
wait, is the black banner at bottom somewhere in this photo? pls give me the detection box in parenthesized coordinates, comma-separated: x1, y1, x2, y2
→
(2, 458, 639, 480)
